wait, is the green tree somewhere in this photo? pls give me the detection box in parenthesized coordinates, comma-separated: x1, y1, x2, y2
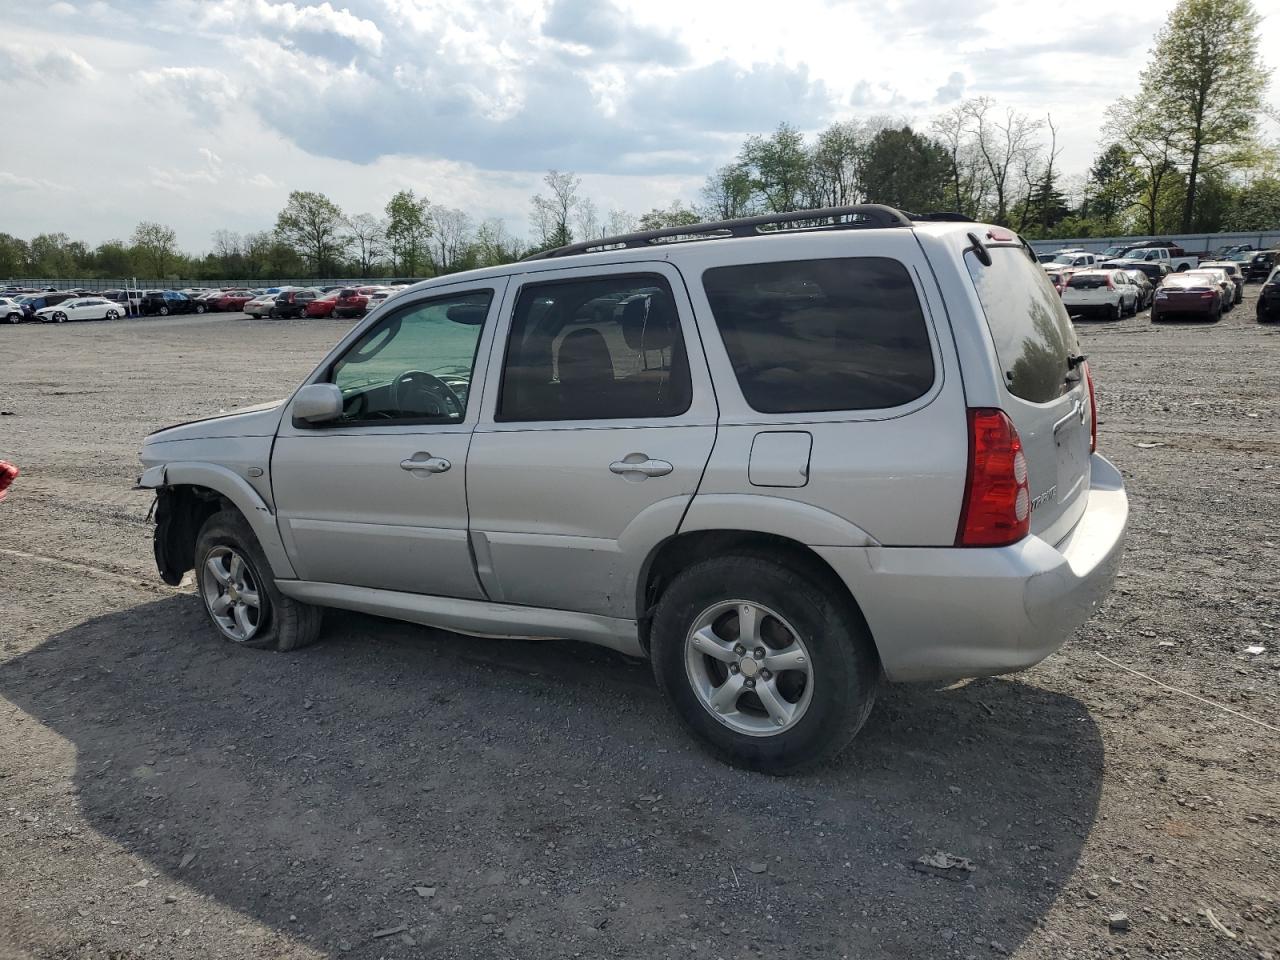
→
(700, 163, 757, 220)
(94, 240, 134, 277)
(0, 233, 29, 277)
(1226, 173, 1280, 229)
(740, 123, 811, 213)
(130, 221, 179, 277)
(809, 120, 872, 208)
(274, 191, 347, 277)
(30, 233, 78, 277)
(637, 201, 701, 230)
(859, 126, 949, 213)
(1084, 144, 1140, 229)
(1138, 0, 1268, 230)
(384, 190, 432, 276)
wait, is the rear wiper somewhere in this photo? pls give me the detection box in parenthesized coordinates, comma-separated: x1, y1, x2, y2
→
(1066, 353, 1087, 370)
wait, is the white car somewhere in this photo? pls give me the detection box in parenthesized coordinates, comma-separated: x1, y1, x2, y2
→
(242, 295, 276, 319)
(35, 296, 126, 323)
(1050, 252, 1100, 270)
(1061, 269, 1140, 320)
(1197, 261, 1244, 305)
(1, 296, 25, 324)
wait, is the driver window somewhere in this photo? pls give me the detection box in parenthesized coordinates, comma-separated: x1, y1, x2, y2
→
(329, 289, 492, 425)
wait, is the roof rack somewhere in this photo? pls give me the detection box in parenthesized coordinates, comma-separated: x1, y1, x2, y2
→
(904, 211, 974, 223)
(522, 203, 917, 261)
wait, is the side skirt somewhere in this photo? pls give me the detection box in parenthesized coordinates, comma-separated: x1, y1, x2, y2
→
(275, 580, 645, 657)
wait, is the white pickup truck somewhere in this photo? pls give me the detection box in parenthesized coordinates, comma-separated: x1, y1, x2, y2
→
(1108, 247, 1199, 273)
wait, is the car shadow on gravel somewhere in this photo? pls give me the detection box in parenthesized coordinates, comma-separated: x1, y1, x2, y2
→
(2, 595, 1103, 959)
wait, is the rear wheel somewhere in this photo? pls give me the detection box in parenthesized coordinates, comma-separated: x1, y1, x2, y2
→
(195, 510, 322, 651)
(5, 312, 20, 324)
(650, 554, 879, 774)
(1110, 300, 1122, 321)
(158, 305, 170, 316)
(105, 309, 119, 320)
(194, 303, 206, 314)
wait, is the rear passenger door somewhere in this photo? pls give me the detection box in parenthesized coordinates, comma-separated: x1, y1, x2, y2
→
(466, 263, 717, 619)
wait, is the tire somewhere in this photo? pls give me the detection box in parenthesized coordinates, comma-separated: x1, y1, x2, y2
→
(1211, 304, 1222, 323)
(159, 305, 169, 316)
(105, 309, 119, 320)
(1110, 300, 1122, 321)
(194, 509, 322, 652)
(194, 304, 206, 314)
(1177, 264, 1190, 272)
(268, 308, 277, 319)
(4, 312, 19, 324)
(650, 553, 880, 775)
(52, 311, 67, 323)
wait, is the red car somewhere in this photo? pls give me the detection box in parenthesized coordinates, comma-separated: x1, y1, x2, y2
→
(216, 291, 255, 312)
(306, 292, 340, 317)
(333, 286, 381, 319)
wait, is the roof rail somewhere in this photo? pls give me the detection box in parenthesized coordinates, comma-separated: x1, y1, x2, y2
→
(521, 203, 914, 261)
(905, 211, 974, 223)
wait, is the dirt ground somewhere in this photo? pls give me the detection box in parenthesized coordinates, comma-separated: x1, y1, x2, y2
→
(0, 289, 1276, 960)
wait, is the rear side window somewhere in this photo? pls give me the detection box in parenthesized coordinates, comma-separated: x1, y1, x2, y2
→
(497, 274, 692, 423)
(966, 247, 1076, 404)
(701, 257, 934, 414)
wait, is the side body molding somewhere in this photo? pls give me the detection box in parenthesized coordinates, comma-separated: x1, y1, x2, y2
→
(678, 494, 881, 548)
(139, 461, 297, 579)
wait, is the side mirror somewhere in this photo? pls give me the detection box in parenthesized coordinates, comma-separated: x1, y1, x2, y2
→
(292, 382, 343, 425)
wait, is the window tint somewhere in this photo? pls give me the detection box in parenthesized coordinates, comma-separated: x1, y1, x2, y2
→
(329, 290, 492, 425)
(497, 274, 691, 422)
(966, 247, 1077, 404)
(701, 257, 934, 414)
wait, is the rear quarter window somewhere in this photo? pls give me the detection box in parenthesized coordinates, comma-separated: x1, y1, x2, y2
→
(966, 246, 1077, 404)
(701, 257, 934, 414)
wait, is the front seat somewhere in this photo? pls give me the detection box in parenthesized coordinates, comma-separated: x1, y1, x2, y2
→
(556, 328, 616, 415)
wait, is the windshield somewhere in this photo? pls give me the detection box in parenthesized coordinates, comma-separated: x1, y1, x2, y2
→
(1051, 254, 1076, 264)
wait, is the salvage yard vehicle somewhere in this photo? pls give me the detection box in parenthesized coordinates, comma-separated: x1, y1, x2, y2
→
(1198, 261, 1245, 304)
(1109, 246, 1198, 273)
(1, 296, 24, 323)
(1151, 272, 1225, 322)
(271, 288, 321, 319)
(1122, 269, 1155, 310)
(137, 204, 1129, 774)
(35, 295, 123, 322)
(1246, 250, 1276, 282)
(1257, 267, 1280, 322)
(1183, 268, 1235, 311)
(140, 290, 206, 316)
(1062, 269, 1140, 319)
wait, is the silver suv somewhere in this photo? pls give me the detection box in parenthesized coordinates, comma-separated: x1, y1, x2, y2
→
(138, 205, 1128, 773)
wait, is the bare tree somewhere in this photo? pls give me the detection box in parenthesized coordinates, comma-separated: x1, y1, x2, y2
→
(344, 213, 386, 278)
(931, 105, 986, 217)
(961, 97, 1042, 225)
(210, 229, 242, 275)
(474, 218, 522, 266)
(604, 209, 637, 237)
(575, 196, 601, 240)
(530, 170, 582, 248)
(429, 207, 473, 274)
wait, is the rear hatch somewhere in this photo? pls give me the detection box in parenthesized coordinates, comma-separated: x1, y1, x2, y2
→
(964, 243, 1092, 546)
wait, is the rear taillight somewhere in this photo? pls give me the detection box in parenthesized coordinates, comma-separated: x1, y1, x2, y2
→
(1106, 275, 1115, 290)
(956, 409, 1030, 548)
(1084, 361, 1097, 454)
(0, 461, 19, 501)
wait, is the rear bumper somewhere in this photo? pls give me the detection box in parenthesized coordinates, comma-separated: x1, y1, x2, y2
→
(816, 454, 1128, 683)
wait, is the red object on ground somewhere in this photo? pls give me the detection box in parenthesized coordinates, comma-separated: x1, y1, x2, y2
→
(0, 461, 18, 502)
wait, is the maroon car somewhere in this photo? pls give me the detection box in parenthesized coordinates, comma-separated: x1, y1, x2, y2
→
(216, 291, 255, 312)
(1151, 274, 1223, 322)
(333, 286, 381, 319)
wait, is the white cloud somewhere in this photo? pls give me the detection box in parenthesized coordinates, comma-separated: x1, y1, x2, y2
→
(0, 43, 95, 84)
(198, 0, 384, 55)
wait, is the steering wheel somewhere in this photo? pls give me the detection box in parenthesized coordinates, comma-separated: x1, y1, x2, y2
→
(392, 370, 463, 419)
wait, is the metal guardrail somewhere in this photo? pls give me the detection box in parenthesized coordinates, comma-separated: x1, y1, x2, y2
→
(1, 277, 424, 293)
(1028, 230, 1280, 255)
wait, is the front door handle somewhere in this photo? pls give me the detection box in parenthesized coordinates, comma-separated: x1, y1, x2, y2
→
(609, 455, 673, 479)
(400, 455, 451, 474)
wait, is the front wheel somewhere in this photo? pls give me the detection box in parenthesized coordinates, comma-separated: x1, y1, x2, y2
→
(195, 510, 323, 651)
(158, 305, 170, 316)
(52, 311, 67, 323)
(105, 309, 119, 320)
(5, 312, 20, 324)
(650, 554, 879, 775)
(194, 304, 206, 314)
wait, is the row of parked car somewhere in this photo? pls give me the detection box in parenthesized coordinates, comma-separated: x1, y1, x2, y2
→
(1038, 244, 1278, 323)
(0, 282, 412, 324)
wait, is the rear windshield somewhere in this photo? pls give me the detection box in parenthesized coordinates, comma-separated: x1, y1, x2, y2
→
(1068, 274, 1108, 289)
(966, 247, 1077, 404)
(701, 257, 934, 414)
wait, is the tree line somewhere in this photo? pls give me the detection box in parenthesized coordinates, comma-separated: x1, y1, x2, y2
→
(0, 0, 1273, 283)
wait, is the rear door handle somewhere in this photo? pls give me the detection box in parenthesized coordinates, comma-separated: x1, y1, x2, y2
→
(609, 456, 673, 478)
(401, 455, 451, 474)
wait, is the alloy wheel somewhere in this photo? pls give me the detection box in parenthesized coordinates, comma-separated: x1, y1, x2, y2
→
(200, 545, 265, 643)
(684, 600, 815, 737)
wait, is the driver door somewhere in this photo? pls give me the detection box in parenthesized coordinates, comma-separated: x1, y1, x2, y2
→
(272, 281, 506, 598)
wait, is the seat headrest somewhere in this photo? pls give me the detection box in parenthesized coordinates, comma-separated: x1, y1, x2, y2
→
(621, 294, 676, 351)
(557, 328, 615, 384)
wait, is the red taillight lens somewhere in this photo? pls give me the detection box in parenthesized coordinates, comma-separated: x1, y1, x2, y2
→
(1084, 361, 1097, 454)
(0, 461, 19, 501)
(956, 409, 1030, 547)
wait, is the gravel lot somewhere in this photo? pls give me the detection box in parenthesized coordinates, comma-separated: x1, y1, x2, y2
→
(0, 291, 1277, 960)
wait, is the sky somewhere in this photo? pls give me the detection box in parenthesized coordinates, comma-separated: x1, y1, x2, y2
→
(1, 0, 1277, 252)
